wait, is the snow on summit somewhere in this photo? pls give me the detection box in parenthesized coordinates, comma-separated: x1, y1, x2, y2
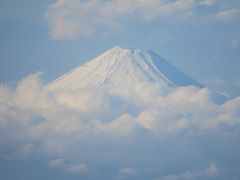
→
(47, 46, 202, 96)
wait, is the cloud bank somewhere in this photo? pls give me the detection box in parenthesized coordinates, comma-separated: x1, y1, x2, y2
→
(1, 73, 240, 178)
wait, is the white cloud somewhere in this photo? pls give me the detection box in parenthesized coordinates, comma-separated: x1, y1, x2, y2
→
(44, 0, 195, 39)
(137, 86, 240, 133)
(0, 73, 240, 178)
(96, 114, 138, 136)
(44, 0, 240, 40)
(1, 73, 240, 138)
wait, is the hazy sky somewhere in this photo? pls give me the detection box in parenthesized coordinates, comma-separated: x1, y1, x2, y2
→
(0, 1, 240, 180)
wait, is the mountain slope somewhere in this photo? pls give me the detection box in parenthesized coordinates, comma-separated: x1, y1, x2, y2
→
(47, 46, 202, 94)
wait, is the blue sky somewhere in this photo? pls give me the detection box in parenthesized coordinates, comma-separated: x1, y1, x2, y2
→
(0, 0, 240, 179)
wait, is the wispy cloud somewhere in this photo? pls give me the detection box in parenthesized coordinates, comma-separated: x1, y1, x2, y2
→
(212, 8, 240, 22)
(199, 0, 216, 6)
(48, 158, 65, 168)
(44, 0, 240, 40)
(48, 158, 88, 173)
(44, 0, 196, 39)
(66, 163, 89, 173)
(117, 167, 137, 178)
(158, 163, 219, 180)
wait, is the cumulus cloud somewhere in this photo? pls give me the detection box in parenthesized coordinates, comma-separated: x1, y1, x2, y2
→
(138, 86, 240, 133)
(1, 73, 240, 178)
(96, 114, 138, 136)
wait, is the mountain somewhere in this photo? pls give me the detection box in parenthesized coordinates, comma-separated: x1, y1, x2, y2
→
(47, 46, 202, 96)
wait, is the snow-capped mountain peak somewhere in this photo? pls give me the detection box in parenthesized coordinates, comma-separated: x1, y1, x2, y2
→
(47, 46, 202, 96)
